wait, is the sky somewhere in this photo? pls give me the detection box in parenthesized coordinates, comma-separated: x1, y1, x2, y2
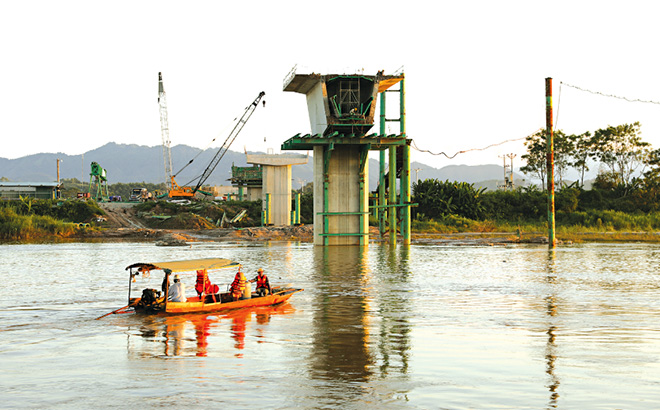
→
(2, 0, 660, 175)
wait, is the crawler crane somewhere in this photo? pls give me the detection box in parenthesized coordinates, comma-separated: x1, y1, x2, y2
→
(157, 72, 265, 198)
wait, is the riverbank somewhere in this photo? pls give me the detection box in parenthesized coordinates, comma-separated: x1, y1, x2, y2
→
(70, 225, 660, 246)
(75, 224, 316, 245)
(5, 201, 660, 245)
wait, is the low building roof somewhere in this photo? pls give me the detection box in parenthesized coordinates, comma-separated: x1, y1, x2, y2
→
(0, 182, 60, 187)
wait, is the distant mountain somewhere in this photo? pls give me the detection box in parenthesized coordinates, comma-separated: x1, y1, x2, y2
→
(0, 143, 525, 191)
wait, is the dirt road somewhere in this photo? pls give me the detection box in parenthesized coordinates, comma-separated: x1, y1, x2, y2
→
(98, 202, 148, 229)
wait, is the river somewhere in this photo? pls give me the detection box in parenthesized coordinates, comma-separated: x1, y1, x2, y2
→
(1, 241, 659, 409)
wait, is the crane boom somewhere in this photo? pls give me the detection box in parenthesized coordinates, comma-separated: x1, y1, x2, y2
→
(192, 91, 265, 193)
(158, 72, 174, 190)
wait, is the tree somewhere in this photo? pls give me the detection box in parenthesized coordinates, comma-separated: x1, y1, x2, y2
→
(520, 129, 571, 189)
(592, 122, 650, 187)
(568, 131, 594, 187)
(634, 148, 660, 211)
(553, 130, 573, 186)
(520, 130, 547, 188)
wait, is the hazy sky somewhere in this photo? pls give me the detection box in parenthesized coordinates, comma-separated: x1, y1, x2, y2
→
(2, 1, 659, 172)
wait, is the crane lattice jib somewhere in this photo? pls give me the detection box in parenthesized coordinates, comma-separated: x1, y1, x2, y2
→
(158, 72, 173, 190)
(193, 91, 265, 193)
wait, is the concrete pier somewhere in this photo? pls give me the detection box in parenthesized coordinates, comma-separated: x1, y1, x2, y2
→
(282, 70, 410, 245)
(246, 153, 308, 226)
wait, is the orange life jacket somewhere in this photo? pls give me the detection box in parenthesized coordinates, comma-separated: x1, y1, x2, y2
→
(196, 269, 219, 297)
(195, 270, 211, 294)
(231, 272, 246, 296)
(256, 273, 269, 288)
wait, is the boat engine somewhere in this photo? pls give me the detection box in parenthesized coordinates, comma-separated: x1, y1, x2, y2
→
(140, 288, 161, 306)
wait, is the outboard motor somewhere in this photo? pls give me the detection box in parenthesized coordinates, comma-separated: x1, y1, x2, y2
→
(140, 288, 161, 306)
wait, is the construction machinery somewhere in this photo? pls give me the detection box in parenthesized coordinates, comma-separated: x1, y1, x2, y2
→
(129, 187, 150, 202)
(157, 72, 265, 199)
(158, 73, 194, 198)
(88, 161, 109, 202)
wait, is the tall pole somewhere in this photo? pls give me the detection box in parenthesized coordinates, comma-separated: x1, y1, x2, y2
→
(545, 78, 557, 247)
(499, 155, 508, 190)
(400, 78, 410, 246)
(388, 145, 397, 244)
(56, 159, 62, 199)
(506, 153, 516, 189)
(379, 91, 387, 237)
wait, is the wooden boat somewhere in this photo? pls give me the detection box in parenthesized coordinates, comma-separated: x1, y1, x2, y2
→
(118, 257, 302, 316)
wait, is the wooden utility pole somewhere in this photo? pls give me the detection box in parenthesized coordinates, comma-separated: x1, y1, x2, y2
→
(545, 78, 557, 247)
(506, 153, 516, 189)
(499, 155, 508, 190)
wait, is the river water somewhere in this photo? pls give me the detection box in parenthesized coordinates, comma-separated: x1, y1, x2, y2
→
(1, 241, 659, 409)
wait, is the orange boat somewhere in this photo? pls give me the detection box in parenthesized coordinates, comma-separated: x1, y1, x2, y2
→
(118, 257, 302, 315)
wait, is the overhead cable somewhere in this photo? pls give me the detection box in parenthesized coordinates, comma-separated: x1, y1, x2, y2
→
(411, 129, 542, 159)
(561, 82, 660, 105)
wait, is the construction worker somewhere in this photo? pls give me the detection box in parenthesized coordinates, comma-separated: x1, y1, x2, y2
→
(250, 268, 271, 297)
(230, 266, 246, 301)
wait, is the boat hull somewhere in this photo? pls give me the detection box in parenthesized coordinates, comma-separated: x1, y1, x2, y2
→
(133, 288, 303, 315)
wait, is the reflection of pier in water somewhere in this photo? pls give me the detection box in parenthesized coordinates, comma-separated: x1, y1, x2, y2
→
(310, 246, 412, 399)
(127, 303, 296, 357)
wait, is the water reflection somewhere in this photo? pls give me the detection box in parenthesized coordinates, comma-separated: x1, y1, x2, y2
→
(310, 246, 373, 382)
(545, 249, 560, 409)
(309, 245, 413, 403)
(374, 245, 412, 376)
(128, 304, 296, 357)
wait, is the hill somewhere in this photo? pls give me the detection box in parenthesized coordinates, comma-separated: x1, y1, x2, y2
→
(0, 143, 525, 190)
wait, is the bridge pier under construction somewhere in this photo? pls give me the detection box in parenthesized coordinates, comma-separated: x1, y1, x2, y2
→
(281, 69, 411, 246)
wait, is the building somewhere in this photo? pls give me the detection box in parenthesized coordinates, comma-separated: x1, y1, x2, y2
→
(0, 182, 61, 200)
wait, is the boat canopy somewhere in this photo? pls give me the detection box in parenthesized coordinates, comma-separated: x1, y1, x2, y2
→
(126, 258, 239, 273)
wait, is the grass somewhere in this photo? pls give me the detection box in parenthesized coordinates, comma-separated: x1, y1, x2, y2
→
(409, 211, 660, 243)
(0, 208, 79, 241)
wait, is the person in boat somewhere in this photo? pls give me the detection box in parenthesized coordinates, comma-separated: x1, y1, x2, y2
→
(168, 274, 186, 302)
(195, 269, 219, 300)
(230, 266, 247, 301)
(250, 268, 271, 297)
(161, 272, 170, 294)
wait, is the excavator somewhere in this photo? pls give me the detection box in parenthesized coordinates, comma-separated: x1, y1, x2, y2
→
(158, 72, 265, 199)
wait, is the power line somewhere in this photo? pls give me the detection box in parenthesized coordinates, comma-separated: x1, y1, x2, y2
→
(555, 81, 563, 131)
(411, 129, 542, 159)
(561, 82, 660, 105)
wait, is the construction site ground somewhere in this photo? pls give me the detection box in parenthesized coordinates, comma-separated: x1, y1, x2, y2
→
(82, 202, 534, 246)
(87, 202, 314, 244)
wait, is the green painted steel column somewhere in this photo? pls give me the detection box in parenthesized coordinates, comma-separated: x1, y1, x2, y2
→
(400, 77, 406, 135)
(402, 143, 411, 245)
(295, 192, 301, 225)
(388, 146, 397, 244)
(545, 77, 556, 247)
(379, 91, 387, 237)
(238, 185, 244, 201)
(399, 78, 411, 245)
(263, 193, 271, 226)
(359, 161, 365, 246)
